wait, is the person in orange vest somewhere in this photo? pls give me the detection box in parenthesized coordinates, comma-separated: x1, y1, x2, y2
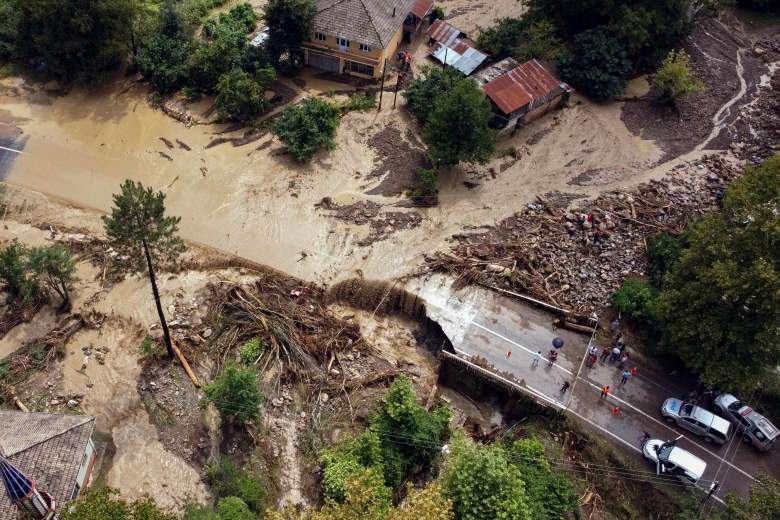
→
(600, 385, 610, 399)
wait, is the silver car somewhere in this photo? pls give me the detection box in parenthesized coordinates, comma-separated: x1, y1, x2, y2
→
(642, 438, 707, 483)
(661, 398, 732, 445)
(713, 393, 779, 451)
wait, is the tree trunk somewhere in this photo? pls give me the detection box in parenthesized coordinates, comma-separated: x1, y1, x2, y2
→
(142, 236, 174, 359)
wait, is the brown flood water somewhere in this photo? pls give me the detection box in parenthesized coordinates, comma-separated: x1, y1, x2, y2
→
(1, 68, 671, 288)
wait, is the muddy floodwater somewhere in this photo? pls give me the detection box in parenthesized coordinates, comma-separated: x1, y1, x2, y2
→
(0, 74, 675, 286)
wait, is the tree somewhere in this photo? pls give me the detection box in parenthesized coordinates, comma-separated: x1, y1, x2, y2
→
(719, 474, 780, 520)
(477, 18, 563, 62)
(654, 49, 705, 104)
(441, 435, 531, 520)
(610, 279, 659, 324)
(369, 376, 451, 487)
(647, 233, 686, 288)
(103, 180, 185, 358)
(508, 439, 578, 520)
(557, 27, 632, 101)
(402, 66, 463, 124)
(0, 0, 19, 61)
(136, 0, 195, 93)
(215, 67, 276, 121)
(423, 79, 497, 168)
(188, 21, 248, 91)
(0, 243, 38, 301)
(204, 3, 258, 38)
(13, 0, 139, 82)
(658, 155, 780, 391)
(389, 483, 454, 520)
(60, 487, 175, 520)
(263, 0, 316, 70)
(273, 97, 341, 161)
(203, 362, 263, 426)
(27, 244, 78, 310)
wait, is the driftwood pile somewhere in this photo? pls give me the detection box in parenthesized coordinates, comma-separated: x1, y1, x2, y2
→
(425, 155, 741, 313)
(206, 275, 363, 380)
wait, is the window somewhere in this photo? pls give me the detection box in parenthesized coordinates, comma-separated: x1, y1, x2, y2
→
(315, 32, 326, 42)
(345, 60, 374, 76)
(337, 37, 350, 47)
(359, 43, 371, 52)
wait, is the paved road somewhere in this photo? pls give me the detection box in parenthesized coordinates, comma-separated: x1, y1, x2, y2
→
(409, 275, 780, 502)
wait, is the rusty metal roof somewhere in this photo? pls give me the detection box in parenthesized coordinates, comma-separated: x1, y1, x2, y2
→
(425, 19, 462, 47)
(410, 0, 433, 18)
(482, 59, 570, 115)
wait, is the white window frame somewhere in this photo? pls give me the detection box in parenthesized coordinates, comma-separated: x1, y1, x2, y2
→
(336, 37, 350, 48)
(315, 32, 326, 42)
(359, 43, 371, 52)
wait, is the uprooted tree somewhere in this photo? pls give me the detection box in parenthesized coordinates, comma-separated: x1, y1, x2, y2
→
(103, 180, 185, 359)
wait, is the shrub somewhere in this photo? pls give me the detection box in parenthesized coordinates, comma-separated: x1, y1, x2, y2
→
(273, 97, 341, 161)
(60, 487, 175, 520)
(240, 338, 266, 365)
(215, 67, 275, 121)
(188, 22, 247, 91)
(430, 6, 445, 22)
(610, 279, 659, 324)
(204, 3, 258, 37)
(203, 362, 263, 425)
(216, 497, 252, 520)
(342, 91, 376, 112)
(477, 18, 563, 62)
(557, 27, 631, 101)
(411, 167, 438, 204)
(654, 49, 705, 104)
(139, 336, 162, 360)
(205, 458, 266, 513)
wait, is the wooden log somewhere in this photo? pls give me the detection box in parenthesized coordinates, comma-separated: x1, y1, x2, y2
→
(553, 318, 597, 335)
(172, 342, 201, 388)
(13, 396, 29, 412)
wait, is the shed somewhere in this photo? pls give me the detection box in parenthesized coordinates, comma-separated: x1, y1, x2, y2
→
(425, 19, 463, 47)
(479, 58, 572, 133)
(431, 40, 488, 76)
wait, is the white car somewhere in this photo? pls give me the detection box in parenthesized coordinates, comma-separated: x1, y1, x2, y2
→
(643, 438, 707, 484)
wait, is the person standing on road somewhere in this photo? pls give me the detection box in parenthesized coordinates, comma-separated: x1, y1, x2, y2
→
(610, 346, 621, 363)
(532, 351, 542, 368)
(610, 318, 620, 335)
(600, 347, 610, 363)
(620, 369, 631, 385)
(630, 366, 638, 378)
(560, 381, 571, 395)
(600, 385, 610, 399)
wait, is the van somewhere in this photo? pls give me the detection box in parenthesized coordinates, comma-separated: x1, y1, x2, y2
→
(661, 398, 731, 445)
(642, 438, 707, 483)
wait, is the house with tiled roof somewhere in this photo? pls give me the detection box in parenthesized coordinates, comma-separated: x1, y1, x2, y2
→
(1, 411, 97, 519)
(303, 0, 433, 79)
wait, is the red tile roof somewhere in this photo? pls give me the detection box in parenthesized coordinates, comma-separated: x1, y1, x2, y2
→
(411, 0, 433, 18)
(483, 59, 569, 115)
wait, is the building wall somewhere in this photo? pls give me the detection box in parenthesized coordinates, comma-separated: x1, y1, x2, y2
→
(74, 437, 96, 494)
(304, 25, 405, 79)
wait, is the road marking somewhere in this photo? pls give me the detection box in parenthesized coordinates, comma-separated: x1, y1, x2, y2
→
(0, 145, 23, 154)
(468, 319, 757, 483)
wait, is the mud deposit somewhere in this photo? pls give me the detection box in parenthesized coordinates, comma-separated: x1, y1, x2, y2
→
(622, 16, 766, 160)
(364, 125, 426, 197)
(317, 198, 423, 246)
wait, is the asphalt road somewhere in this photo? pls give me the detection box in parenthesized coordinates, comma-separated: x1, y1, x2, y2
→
(410, 275, 780, 502)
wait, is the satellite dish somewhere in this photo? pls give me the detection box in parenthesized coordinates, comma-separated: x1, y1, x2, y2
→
(552, 337, 565, 349)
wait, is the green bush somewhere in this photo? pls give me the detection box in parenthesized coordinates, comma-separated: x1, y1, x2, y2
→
(240, 338, 266, 365)
(136, 0, 195, 94)
(342, 91, 376, 112)
(139, 336, 162, 360)
(610, 279, 659, 324)
(216, 497, 252, 520)
(188, 22, 247, 91)
(273, 97, 342, 161)
(204, 3, 258, 38)
(205, 458, 266, 513)
(0, 243, 38, 300)
(430, 6, 444, 22)
(654, 49, 705, 104)
(60, 487, 175, 520)
(203, 362, 263, 425)
(557, 27, 631, 101)
(477, 18, 563, 62)
(215, 67, 275, 121)
(411, 167, 438, 204)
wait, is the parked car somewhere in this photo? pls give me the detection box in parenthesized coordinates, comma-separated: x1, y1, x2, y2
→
(661, 398, 732, 445)
(642, 438, 707, 483)
(713, 393, 779, 451)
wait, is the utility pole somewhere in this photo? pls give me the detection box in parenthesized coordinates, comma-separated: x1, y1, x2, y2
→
(695, 480, 719, 518)
(442, 46, 448, 70)
(566, 313, 599, 410)
(393, 72, 402, 109)
(378, 59, 387, 111)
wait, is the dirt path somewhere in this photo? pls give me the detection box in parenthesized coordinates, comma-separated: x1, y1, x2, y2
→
(270, 416, 306, 508)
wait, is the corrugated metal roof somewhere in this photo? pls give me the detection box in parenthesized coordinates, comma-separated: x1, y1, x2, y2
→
(411, 0, 433, 18)
(483, 59, 570, 115)
(431, 41, 488, 76)
(426, 19, 461, 47)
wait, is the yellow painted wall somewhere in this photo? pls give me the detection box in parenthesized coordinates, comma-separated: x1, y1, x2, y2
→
(305, 26, 406, 79)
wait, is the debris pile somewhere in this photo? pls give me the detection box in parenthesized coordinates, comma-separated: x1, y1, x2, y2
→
(425, 155, 741, 313)
(316, 198, 423, 246)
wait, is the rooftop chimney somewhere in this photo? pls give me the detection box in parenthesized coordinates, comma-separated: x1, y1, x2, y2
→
(393, 7, 396, 16)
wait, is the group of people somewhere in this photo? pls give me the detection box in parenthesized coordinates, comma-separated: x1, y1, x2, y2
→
(397, 50, 413, 71)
